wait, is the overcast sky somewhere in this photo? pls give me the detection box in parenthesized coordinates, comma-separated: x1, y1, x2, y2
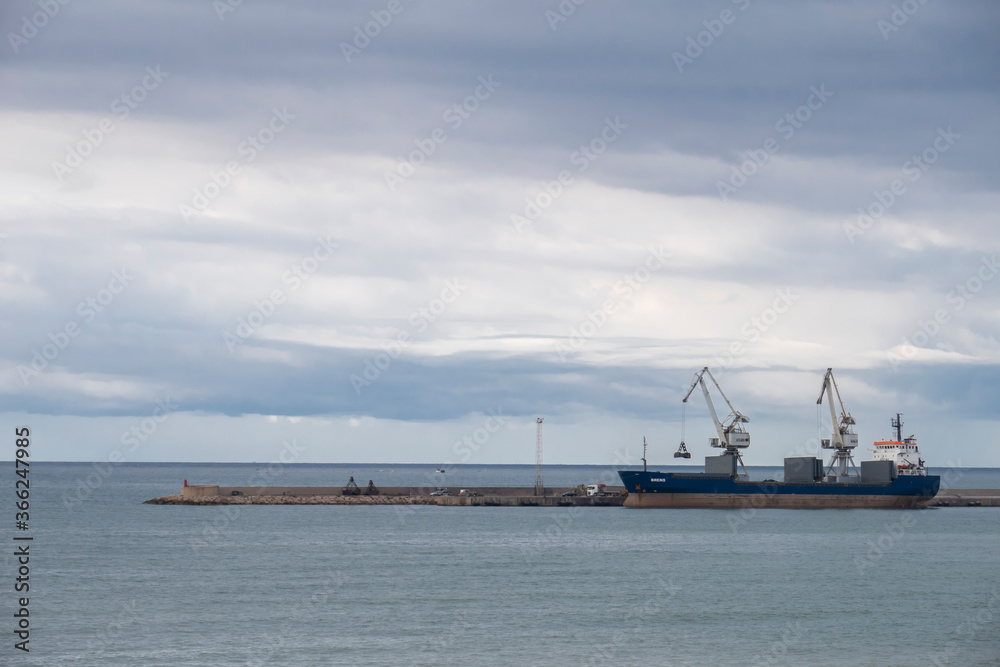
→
(2, 0, 998, 467)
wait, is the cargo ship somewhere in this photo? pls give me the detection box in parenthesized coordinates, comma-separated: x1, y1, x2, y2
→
(619, 368, 941, 509)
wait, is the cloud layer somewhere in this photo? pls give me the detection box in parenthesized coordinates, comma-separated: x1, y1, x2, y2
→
(2, 0, 998, 464)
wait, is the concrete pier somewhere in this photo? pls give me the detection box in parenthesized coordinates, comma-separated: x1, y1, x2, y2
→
(145, 484, 627, 507)
(928, 488, 1000, 507)
(145, 485, 1000, 508)
(178, 484, 625, 499)
(145, 493, 627, 507)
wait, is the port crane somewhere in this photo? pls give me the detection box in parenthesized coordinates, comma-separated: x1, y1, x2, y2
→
(682, 367, 750, 478)
(816, 368, 859, 479)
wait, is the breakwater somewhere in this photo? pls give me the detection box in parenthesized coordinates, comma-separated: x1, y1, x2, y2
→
(144, 483, 627, 507)
(929, 488, 1000, 507)
(143, 484, 1000, 507)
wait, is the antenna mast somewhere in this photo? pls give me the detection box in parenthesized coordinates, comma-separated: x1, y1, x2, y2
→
(535, 417, 544, 496)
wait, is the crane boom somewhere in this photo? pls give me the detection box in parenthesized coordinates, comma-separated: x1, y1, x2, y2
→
(699, 372, 727, 446)
(681, 367, 706, 402)
(704, 368, 745, 423)
(682, 367, 749, 450)
(817, 369, 844, 448)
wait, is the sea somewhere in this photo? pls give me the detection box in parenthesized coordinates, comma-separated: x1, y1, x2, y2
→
(3, 462, 999, 666)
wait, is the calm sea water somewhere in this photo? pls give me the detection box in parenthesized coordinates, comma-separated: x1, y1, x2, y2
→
(3, 463, 999, 666)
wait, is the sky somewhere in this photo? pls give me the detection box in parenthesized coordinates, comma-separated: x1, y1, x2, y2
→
(1, 0, 998, 467)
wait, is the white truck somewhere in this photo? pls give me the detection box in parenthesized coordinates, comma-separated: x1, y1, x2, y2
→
(585, 484, 609, 497)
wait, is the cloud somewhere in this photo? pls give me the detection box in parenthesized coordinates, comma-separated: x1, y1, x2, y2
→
(1, 0, 997, 463)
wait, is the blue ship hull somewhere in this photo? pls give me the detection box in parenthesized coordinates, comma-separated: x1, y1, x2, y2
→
(618, 470, 941, 508)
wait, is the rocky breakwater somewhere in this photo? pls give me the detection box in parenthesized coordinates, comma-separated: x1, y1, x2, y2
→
(145, 481, 629, 507)
(144, 494, 438, 506)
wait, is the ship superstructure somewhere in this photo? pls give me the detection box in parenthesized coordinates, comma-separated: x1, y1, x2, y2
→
(869, 413, 927, 476)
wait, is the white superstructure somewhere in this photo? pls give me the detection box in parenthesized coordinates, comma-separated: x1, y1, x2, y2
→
(869, 413, 927, 476)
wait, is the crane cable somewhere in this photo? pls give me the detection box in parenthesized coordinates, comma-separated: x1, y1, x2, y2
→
(681, 400, 686, 446)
